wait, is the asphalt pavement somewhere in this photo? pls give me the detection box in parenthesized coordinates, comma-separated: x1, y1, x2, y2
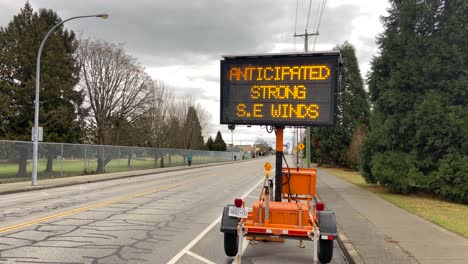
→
(0, 157, 348, 264)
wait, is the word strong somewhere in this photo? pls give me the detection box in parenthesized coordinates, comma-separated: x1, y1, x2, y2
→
(220, 52, 340, 126)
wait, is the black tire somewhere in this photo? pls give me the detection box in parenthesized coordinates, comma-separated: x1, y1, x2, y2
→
(224, 232, 239, 257)
(318, 239, 333, 263)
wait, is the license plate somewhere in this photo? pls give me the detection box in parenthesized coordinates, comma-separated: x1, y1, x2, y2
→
(228, 206, 248, 218)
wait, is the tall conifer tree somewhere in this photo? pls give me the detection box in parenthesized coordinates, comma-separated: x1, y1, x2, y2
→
(182, 106, 205, 150)
(213, 131, 227, 151)
(311, 42, 369, 168)
(362, 0, 467, 202)
(0, 3, 83, 176)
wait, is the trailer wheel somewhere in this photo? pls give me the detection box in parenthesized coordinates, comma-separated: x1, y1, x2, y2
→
(224, 232, 238, 257)
(318, 239, 333, 263)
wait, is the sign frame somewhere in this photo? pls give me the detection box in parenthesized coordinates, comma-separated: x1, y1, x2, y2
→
(220, 51, 341, 127)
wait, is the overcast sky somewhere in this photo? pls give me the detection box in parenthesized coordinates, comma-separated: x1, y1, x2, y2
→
(0, 0, 389, 148)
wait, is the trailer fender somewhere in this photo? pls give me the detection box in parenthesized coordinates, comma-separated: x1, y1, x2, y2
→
(317, 210, 337, 237)
(220, 204, 239, 234)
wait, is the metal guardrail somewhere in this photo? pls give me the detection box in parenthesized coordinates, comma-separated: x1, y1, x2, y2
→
(0, 140, 243, 181)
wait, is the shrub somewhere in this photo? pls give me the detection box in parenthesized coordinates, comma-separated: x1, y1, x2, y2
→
(430, 153, 468, 204)
(370, 151, 423, 193)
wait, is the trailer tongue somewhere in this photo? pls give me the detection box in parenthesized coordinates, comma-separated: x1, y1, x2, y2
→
(219, 51, 341, 263)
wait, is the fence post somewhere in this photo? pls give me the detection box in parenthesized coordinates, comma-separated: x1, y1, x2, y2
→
(84, 144, 87, 172)
(60, 143, 63, 177)
(101, 145, 105, 172)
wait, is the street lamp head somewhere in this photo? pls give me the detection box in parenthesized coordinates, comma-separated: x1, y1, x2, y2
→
(96, 14, 109, 19)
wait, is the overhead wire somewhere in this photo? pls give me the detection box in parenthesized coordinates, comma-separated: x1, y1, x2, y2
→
(311, 0, 320, 33)
(305, 0, 313, 32)
(309, 0, 320, 50)
(293, 0, 327, 52)
(313, 0, 327, 50)
(293, 0, 298, 51)
(317, 0, 327, 30)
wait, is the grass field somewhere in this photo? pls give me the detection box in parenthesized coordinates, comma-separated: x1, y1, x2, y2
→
(0, 155, 221, 183)
(318, 166, 468, 238)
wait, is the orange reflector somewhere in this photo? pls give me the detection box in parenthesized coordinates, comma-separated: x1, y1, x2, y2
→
(264, 162, 272, 171)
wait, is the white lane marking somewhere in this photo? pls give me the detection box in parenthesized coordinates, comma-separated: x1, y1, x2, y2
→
(245, 194, 258, 199)
(186, 251, 216, 264)
(240, 179, 264, 200)
(166, 216, 221, 264)
(167, 177, 264, 264)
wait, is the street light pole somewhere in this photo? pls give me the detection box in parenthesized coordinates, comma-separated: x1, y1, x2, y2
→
(32, 14, 109, 186)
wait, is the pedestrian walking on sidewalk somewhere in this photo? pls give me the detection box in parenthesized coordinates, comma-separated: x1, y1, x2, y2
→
(187, 154, 192, 166)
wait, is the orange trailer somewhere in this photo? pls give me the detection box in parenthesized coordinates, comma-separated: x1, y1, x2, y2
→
(219, 51, 341, 263)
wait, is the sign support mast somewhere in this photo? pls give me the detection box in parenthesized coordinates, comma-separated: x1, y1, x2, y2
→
(274, 127, 284, 201)
(294, 29, 319, 168)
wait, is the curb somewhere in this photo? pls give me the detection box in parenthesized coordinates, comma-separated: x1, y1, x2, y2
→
(336, 225, 363, 264)
(0, 158, 262, 196)
(313, 188, 362, 264)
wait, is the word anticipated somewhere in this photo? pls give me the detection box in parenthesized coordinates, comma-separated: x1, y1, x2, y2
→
(229, 65, 331, 120)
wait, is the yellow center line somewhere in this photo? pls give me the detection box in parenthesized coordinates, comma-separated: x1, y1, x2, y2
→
(0, 174, 212, 234)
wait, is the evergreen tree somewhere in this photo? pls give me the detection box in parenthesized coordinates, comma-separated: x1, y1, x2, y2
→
(205, 136, 214, 151)
(213, 131, 227, 151)
(182, 106, 205, 150)
(167, 116, 182, 148)
(311, 42, 369, 167)
(0, 3, 83, 176)
(0, 93, 11, 136)
(361, 0, 467, 202)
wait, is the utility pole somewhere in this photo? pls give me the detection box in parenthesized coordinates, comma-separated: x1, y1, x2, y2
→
(293, 29, 319, 168)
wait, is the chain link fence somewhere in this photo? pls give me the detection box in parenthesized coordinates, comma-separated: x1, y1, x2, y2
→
(0, 140, 243, 182)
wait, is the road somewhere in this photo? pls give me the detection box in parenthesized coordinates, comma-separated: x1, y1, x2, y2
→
(0, 157, 347, 264)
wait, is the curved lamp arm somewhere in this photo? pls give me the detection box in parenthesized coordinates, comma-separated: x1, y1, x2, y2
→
(32, 14, 109, 186)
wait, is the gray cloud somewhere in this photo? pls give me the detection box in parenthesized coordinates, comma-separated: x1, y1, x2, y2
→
(186, 73, 219, 84)
(1, 0, 386, 141)
(168, 84, 219, 103)
(1, 0, 366, 68)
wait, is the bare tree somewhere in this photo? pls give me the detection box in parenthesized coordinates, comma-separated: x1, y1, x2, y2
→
(174, 96, 212, 148)
(194, 102, 212, 138)
(76, 38, 152, 172)
(141, 80, 177, 148)
(174, 95, 212, 138)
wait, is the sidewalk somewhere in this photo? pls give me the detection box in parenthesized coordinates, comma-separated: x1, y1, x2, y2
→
(316, 168, 468, 264)
(0, 159, 248, 196)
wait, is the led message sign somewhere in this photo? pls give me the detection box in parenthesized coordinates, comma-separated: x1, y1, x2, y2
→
(220, 52, 340, 126)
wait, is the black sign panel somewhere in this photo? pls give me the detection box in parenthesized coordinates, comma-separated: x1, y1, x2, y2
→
(220, 52, 340, 127)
